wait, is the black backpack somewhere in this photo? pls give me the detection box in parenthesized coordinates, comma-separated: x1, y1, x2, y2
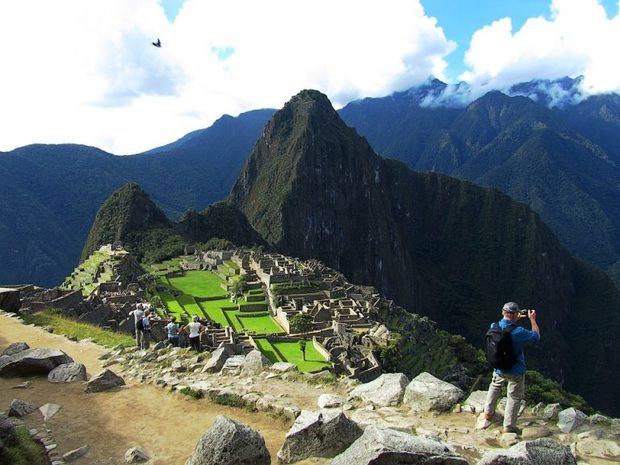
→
(484, 323, 517, 370)
(136, 318, 144, 331)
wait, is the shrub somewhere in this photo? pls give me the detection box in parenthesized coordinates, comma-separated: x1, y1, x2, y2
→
(179, 387, 204, 400)
(289, 313, 314, 333)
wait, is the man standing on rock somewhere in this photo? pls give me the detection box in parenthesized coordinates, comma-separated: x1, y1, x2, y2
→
(477, 302, 540, 434)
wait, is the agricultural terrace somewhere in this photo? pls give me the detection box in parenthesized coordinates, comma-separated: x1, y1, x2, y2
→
(254, 338, 331, 373)
(63, 248, 122, 296)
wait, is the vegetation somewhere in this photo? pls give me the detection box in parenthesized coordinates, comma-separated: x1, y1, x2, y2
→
(289, 313, 314, 333)
(168, 270, 227, 298)
(254, 338, 330, 372)
(1, 426, 48, 465)
(195, 238, 235, 251)
(525, 370, 592, 414)
(179, 387, 204, 400)
(22, 309, 135, 348)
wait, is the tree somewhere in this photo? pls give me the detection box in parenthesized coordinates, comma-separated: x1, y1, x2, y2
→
(230, 275, 247, 296)
(289, 313, 314, 334)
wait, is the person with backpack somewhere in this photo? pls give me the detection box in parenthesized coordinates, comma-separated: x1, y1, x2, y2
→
(140, 310, 152, 350)
(477, 302, 540, 434)
(131, 304, 145, 347)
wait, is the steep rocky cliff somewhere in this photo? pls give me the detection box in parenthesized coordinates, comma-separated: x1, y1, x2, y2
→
(229, 90, 620, 415)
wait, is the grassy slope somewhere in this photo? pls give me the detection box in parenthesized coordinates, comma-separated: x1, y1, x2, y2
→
(22, 310, 134, 348)
(168, 270, 227, 298)
(2, 426, 48, 465)
(254, 338, 330, 372)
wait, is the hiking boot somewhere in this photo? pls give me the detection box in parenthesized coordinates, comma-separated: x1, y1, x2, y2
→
(475, 413, 493, 430)
(502, 426, 521, 435)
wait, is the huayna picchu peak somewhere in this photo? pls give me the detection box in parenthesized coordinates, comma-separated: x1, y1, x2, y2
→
(230, 89, 620, 415)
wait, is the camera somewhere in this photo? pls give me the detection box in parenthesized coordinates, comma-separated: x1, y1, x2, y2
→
(519, 309, 529, 317)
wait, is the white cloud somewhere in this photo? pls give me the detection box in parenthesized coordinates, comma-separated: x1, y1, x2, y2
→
(460, 0, 620, 96)
(0, 0, 455, 153)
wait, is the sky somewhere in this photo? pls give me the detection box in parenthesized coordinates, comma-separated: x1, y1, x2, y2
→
(1, 0, 619, 154)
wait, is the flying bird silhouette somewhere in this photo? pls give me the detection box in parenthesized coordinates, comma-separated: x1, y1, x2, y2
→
(152, 38, 161, 48)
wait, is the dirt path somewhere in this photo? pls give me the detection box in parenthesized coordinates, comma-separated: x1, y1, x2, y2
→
(0, 314, 306, 465)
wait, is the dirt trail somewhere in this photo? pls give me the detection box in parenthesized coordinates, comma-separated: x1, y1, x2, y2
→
(0, 314, 305, 465)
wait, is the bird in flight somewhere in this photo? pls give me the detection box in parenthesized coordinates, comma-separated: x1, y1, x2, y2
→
(152, 38, 161, 48)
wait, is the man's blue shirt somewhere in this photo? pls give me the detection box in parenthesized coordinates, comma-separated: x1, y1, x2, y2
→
(493, 318, 540, 376)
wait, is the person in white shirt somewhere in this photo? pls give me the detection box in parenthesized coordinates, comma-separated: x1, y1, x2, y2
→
(183, 315, 205, 352)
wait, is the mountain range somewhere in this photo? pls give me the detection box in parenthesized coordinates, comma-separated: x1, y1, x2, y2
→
(83, 89, 620, 415)
(3, 77, 620, 291)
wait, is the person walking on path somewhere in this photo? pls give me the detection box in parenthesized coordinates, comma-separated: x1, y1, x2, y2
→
(166, 316, 179, 347)
(477, 302, 540, 434)
(140, 310, 152, 350)
(130, 304, 145, 347)
(184, 315, 205, 352)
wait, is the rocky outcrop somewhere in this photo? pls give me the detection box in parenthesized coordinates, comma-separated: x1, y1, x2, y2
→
(203, 346, 233, 373)
(543, 403, 561, 420)
(272, 362, 297, 373)
(39, 402, 62, 421)
(277, 410, 363, 463)
(8, 399, 37, 417)
(477, 438, 576, 464)
(318, 394, 346, 409)
(350, 373, 409, 407)
(557, 408, 587, 433)
(330, 425, 468, 465)
(404, 372, 464, 412)
(464, 390, 487, 414)
(241, 350, 272, 376)
(0, 347, 73, 376)
(220, 355, 245, 375)
(185, 416, 270, 465)
(1, 342, 29, 357)
(125, 446, 150, 463)
(63, 445, 89, 462)
(84, 369, 125, 393)
(48, 362, 88, 383)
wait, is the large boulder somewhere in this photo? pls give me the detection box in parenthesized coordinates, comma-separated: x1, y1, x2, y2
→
(557, 408, 587, 433)
(404, 372, 464, 412)
(185, 416, 270, 465)
(241, 350, 272, 376)
(542, 403, 562, 421)
(277, 410, 363, 463)
(0, 414, 18, 448)
(220, 355, 246, 375)
(349, 373, 409, 407)
(203, 346, 233, 373)
(8, 399, 38, 417)
(0, 348, 73, 376)
(576, 438, 620, 460)
(84, 369, 125, 393)
(477, 438, 577, 465)
(39, 403, 62, 421)
(48, 362, 88, 383)
(1, 342, 30, 357)
(330, 425, 468, 465)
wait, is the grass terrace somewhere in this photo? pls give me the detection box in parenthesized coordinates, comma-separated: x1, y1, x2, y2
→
(22, 309, 135, 348)
(168, 270, 227, 298)
(254, 338, 331, 372)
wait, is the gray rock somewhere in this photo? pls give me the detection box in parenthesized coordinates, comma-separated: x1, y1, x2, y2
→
(241, 350, 272, 376)
(271, 362, 297, 373)
(8, 399, 38, 417)
(576, 438, 620, 459)
(350, 373, 409, 407)
(404, 372, 464, 412)
(330, 425, 468, 465)
(84, 369, 125, 393)
(477, 438, 577, 464)
(0, 414, 18, 447)
(39, 403, 62, 421)
(203, 346, 233, 373)
(48, 362, 87, 383)
(0, 348, 74, 376)
(558, 408, 587, 433)
(125, 446, 150, 463)
(220, 355, 245, 375)
(278, 409, 363, 463)
(587, 413, 611, 425)
(185, 415, 270, 465)
(318, 394, 346, 409)
(464, 390, 488, 414)
(63, 445, 89, 462)
(1, 342, 30, 357)
(543, 403, 562, 421)
(521, 426, 552, 440)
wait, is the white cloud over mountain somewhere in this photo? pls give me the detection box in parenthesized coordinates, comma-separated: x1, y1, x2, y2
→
(460, 0, 620, 96)
(0, 0, 454, 153)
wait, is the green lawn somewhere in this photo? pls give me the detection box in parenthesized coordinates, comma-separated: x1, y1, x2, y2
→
(199, 298, 235, 327)
(22, 310, 135, 348)
(158, 290, 186, 318)
(168, 270, 226, 298)
(177, 294, 205, 319)
(254, 338, 330, 372)
(233, 313, 284, 334)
